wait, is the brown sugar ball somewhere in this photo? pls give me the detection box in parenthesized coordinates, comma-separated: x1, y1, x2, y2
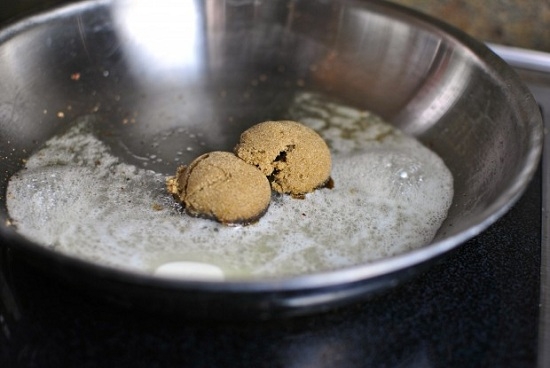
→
(234, 120, 332, 197)
(166, 151, 271, 225)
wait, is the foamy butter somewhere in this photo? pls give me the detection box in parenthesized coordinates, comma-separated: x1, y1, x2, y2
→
(6, 92, 454, 280)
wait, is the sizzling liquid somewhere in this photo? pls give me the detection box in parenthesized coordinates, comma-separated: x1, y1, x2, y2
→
(6, 93, 453, 280)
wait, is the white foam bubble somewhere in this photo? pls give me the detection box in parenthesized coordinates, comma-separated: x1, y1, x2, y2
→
(6, 93, 454, 280)
(154, 262, 225, 281)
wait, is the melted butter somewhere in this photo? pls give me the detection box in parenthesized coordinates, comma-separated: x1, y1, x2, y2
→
(6, 92, 453, 280)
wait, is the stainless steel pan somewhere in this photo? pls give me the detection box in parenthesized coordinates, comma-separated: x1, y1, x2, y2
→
(0, 0, 542, 319)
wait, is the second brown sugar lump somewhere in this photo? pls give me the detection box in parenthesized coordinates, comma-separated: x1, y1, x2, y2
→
(235, 120, 332, 196)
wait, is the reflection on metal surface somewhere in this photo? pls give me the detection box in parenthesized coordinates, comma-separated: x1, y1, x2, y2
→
(394, 43, 472, 136)
(489, 44, 550, 74)
(113, 0, 202, 70)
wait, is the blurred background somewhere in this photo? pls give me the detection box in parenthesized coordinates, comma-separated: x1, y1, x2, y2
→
(2, 0, 550, 52)
(392, 0, 550, 52)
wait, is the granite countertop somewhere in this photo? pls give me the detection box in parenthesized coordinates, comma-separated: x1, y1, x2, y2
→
(390, 0, 550, 52)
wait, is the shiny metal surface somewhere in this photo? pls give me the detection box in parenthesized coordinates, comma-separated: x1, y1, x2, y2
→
(0, 0, 543, 318)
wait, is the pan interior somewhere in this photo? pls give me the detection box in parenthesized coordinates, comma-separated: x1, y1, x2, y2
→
(0, 0, 542, 284)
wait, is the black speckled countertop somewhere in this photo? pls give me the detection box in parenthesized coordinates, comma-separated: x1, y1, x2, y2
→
(0, 1, 544, 367)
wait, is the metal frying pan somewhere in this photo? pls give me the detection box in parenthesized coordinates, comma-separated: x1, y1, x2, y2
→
(0, 0, 542, 319)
